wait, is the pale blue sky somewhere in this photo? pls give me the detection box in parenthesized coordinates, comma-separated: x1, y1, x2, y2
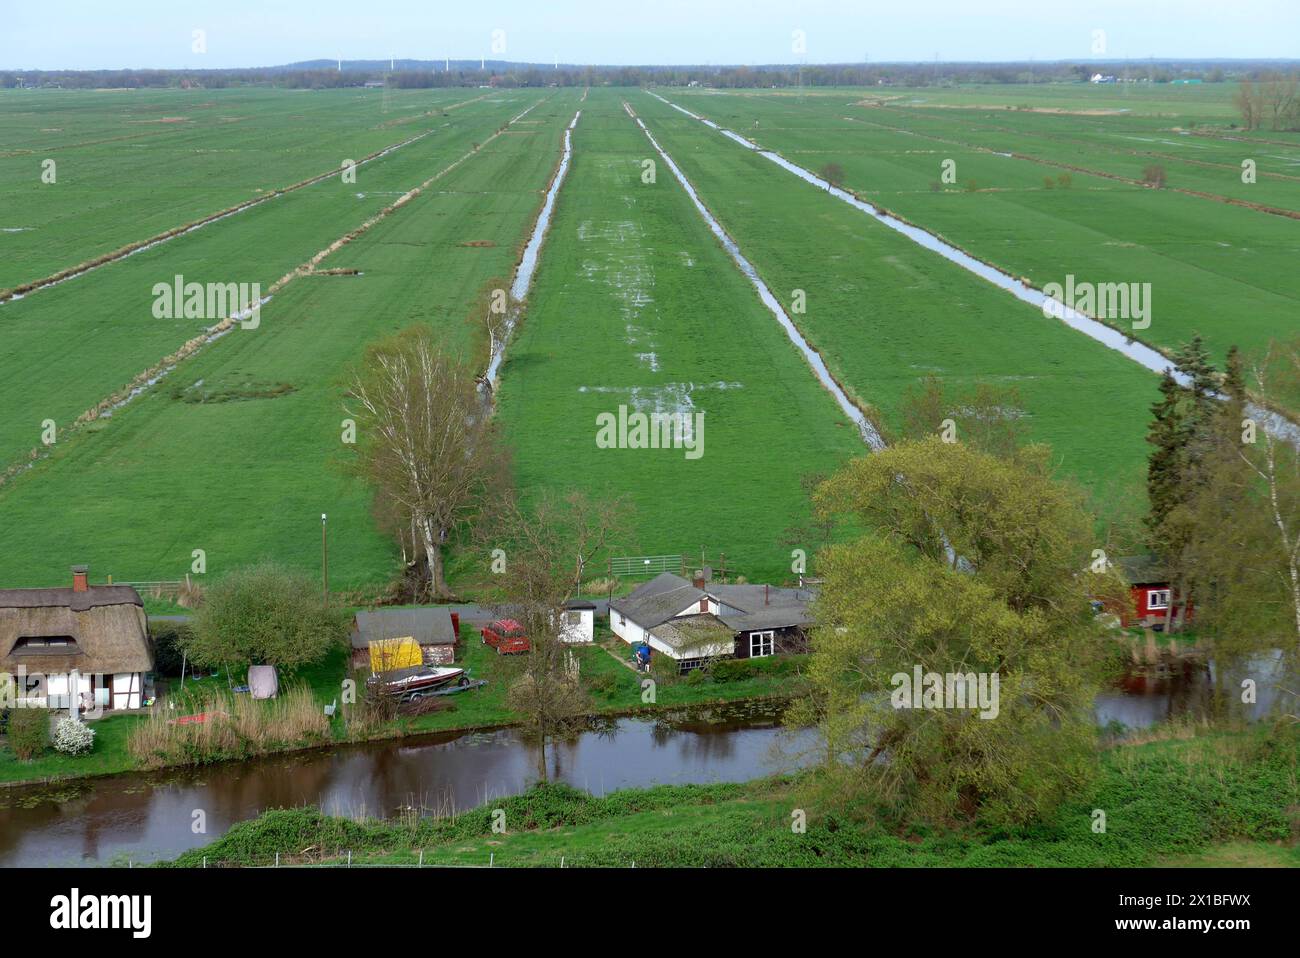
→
(3, 0, 1297, 70)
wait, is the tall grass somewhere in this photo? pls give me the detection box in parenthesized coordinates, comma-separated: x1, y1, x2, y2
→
(128, 686, 329, 768)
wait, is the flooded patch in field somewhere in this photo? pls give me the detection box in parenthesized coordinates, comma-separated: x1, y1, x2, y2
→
(631, 99, 883, 449)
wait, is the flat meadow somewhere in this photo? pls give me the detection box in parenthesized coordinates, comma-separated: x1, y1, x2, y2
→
(659, 83, 1300, 411)
(2, 81, 1288, 596)
(490, 90, 864, 586)
(632, 90, 1156, 509)
(0, 90, 579, 589)
(0, 86, 495, 288)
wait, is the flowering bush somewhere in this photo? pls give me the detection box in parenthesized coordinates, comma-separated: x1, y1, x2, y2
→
(53, 717, 96, 756)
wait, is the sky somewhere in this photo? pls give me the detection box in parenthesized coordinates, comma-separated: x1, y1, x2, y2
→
(2, 0, 1297, 70)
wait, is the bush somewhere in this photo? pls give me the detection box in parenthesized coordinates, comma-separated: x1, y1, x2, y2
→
(1142, 164, 1167, 188)
(709, 656, 800, 683)
(53, 717, 96, 756)
(188, 561, 350, 672)
(149, 621, 192, 677)
(586, 672, 619, 698)
(7, 706, 50, 760)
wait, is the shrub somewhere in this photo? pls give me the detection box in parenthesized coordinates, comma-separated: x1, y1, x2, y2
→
(53, 717, 96, 756)
(1142, 164, 1167, 188)
(7, 706, 50, 760)
(188, 561, 350, 672)
(1043, 176, 1055, 189)
(149, 621, 191, 677)
(709, 656, 800, 683)
(1056, 173, 1072, 189)
(586, 672, 619, 698)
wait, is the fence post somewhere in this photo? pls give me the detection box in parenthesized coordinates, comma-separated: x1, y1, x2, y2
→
(275, 851, 279, 867)
(418, 850, 423, 867)
(489, 852, 494, 868)
(347, 849, 352, 867)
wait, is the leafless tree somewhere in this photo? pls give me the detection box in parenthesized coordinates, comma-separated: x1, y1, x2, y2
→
(478, 490, 632, 778)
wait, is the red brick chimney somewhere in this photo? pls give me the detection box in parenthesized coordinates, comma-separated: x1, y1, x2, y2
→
(692, 570, 705, 590)
(72, 564, 89, 593)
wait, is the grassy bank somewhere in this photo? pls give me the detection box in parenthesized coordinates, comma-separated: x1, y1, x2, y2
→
(169, 723, 1299, 868)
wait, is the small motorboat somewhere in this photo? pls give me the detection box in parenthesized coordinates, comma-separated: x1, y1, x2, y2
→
(367, 664, 468, 700)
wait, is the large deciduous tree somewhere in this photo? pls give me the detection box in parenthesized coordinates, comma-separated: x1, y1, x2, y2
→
(791, 438, 1106, 827)
(346, 327, 509, 599)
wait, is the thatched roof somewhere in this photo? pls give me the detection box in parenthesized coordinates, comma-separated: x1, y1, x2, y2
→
(0, 586, 152, 675)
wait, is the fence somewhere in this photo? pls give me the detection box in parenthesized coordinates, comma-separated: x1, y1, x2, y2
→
(607, 555, 685, 578)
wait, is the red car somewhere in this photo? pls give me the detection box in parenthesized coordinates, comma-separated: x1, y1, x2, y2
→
(481, 618, 530, 654)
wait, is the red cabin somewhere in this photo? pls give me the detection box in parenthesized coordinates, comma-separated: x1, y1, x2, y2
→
(480, 618, 530, 655)
(1115, 555, 1192, 628)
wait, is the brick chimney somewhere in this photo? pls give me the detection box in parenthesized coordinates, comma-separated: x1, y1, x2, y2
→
(72, 564, 89, 593)
(692, 570, 705, 590)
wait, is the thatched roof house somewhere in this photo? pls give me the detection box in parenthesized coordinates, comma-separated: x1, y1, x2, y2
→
(0, 566, 153, 710)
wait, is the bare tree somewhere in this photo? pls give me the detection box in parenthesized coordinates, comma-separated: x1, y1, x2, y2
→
(478, 490, 632, 779)
(346, 327, 508, 599)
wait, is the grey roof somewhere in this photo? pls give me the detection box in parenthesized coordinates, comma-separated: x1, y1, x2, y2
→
(1116, 555, 1169, 585)
(611, 573, 705, 629)
(653, 614, 737, 652)
(611, 572, 814, 633)
(352, 607, 457, 650)
(0, 585, 143, 613)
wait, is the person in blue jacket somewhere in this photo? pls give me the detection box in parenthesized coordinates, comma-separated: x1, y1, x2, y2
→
(635, 642, 651, 672)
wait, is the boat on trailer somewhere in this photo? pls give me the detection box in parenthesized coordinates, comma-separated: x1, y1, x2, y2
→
(368, 664, 469, 700)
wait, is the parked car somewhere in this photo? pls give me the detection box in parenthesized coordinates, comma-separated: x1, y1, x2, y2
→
(481, 618, 529, 654)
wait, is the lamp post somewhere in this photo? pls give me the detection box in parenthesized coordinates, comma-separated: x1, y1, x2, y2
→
(321, 513, 329, 607)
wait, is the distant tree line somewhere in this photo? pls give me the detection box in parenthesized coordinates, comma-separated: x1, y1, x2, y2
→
(4, 59, 1297, 91)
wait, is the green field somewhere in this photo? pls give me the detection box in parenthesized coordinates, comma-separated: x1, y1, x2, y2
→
(653, 84, 1300, 412)
(0, 90, 575, 589)
(490, 92, 864, 585)
(0, 82, 1293, 593)
(631, 89, 1156, 504)
(0, 86, 499, 289)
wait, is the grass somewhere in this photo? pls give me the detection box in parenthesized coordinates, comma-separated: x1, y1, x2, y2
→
(658, 84, 1300, 412)
(0, 91, 577, 590)
(0, 90, 544, 477)
(0, 87, 494, 289)
(167, 721, 1299, 868)
(632, 90, 1157, 506)
(489, 89, 865, 586)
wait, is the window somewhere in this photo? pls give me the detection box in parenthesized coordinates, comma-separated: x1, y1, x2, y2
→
(566, 611, 583, 625)
(750, 631, 775, 658)
(1147, 589, 1171, 610)
(11, 636, 79, 654)
(679, 658, 705, 674)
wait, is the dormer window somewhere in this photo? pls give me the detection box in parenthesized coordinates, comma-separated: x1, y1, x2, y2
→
(11, 636, 80, 654)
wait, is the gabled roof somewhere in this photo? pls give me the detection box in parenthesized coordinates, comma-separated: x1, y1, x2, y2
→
(611, 572, 815, 632)
(352, 607, 457, 650)
(610, 572, 703, 629)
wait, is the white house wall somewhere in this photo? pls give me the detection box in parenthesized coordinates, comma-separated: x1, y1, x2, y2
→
(560, 609, 595, 643)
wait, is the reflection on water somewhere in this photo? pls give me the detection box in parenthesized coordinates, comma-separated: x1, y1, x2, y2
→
(0, 703, 810, 867)
(1095, 649, 1292, 732)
